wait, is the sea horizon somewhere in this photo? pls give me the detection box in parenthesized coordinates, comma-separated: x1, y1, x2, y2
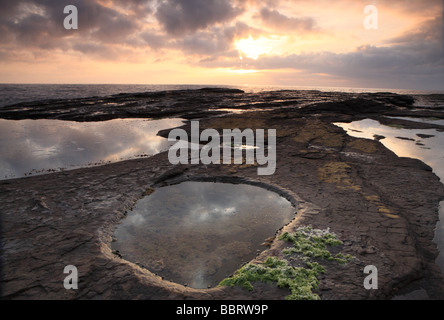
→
(1, 83, 444, 109)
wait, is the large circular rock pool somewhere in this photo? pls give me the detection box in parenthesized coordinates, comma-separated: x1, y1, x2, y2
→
(112, 181, 295, 289)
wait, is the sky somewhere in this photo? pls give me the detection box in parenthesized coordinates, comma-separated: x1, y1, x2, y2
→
(0, 0, 443, 90)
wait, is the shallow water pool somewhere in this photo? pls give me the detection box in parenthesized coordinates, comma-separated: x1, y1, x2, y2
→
(112, 181, 295, 289)
(0, 118, 183, 180)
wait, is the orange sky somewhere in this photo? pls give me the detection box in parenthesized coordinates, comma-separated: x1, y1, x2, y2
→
(0, 0, 442, 90)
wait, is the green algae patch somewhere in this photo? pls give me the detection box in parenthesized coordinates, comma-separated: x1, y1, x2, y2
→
(280, 227, 354, 265)
(218, 256, 323, 300)
(218, 226, 354, 300)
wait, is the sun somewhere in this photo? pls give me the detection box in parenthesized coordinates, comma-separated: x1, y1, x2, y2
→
(235, 36, 273, 60)
(235, 35, 289, 60)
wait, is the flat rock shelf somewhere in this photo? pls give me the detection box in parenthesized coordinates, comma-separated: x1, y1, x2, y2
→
(1, 89, 444, 300)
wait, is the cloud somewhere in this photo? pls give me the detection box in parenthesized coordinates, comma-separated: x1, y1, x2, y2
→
(383, 0, 442, 15)
(110, 0, 154, 17)
(155, 0, 243, 36)
(258, 7, 319, 32)
(178, 22, 260, 56)
(0, 0, 150, 60)
(385, 16, 443, 47)
(141, 31, 171, 50)
(197, 16, 444, 90)
(0, 0, 246, 59)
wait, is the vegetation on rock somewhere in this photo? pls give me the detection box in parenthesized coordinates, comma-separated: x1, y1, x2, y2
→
(219, 226, 354, 300)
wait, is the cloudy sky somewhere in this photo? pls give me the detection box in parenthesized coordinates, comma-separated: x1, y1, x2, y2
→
(0, 0, 443, 90)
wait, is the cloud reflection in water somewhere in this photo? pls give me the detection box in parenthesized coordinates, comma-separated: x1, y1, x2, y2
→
(112, 181, 295, 289)
(0, 118, 184, 179)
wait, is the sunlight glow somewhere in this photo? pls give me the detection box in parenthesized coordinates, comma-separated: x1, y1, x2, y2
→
(235, 36, 284, 60)
(229, 69, 259, 75)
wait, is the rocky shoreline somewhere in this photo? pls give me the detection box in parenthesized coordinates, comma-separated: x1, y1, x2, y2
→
(1, 89, 444, 299)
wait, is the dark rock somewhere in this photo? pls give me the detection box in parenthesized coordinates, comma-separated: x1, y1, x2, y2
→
(373, 134, 386, 141)
(417, 134, 435, 139)
(198, 87, 244, 94)
(300, 98, 391, 115)
(396, 137, 415, 141)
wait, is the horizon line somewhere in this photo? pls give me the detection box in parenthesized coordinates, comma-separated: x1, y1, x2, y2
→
(1, 82, 443, 94)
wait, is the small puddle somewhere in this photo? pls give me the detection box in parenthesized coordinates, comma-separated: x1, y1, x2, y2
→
(112, 181, 295, 289)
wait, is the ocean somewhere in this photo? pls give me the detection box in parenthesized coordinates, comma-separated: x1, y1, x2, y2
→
(1, 83, 443, 108)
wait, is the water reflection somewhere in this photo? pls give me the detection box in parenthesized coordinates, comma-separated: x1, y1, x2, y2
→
(335, 119, 444, 180)
(385, 116, 444, 127)
(112, 181, 295, 289)
(335, 119, 444, 274)
(0, 118, 184, 180)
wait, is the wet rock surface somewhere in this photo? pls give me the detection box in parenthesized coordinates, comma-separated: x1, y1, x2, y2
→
(1, 89, 444, 300)
(2, 87, 442, 123)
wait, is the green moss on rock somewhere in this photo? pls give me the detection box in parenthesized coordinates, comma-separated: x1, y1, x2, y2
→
(219, 256, 323, 300)
(218, 226, 354, 300)
(280, 226, 354, 264)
